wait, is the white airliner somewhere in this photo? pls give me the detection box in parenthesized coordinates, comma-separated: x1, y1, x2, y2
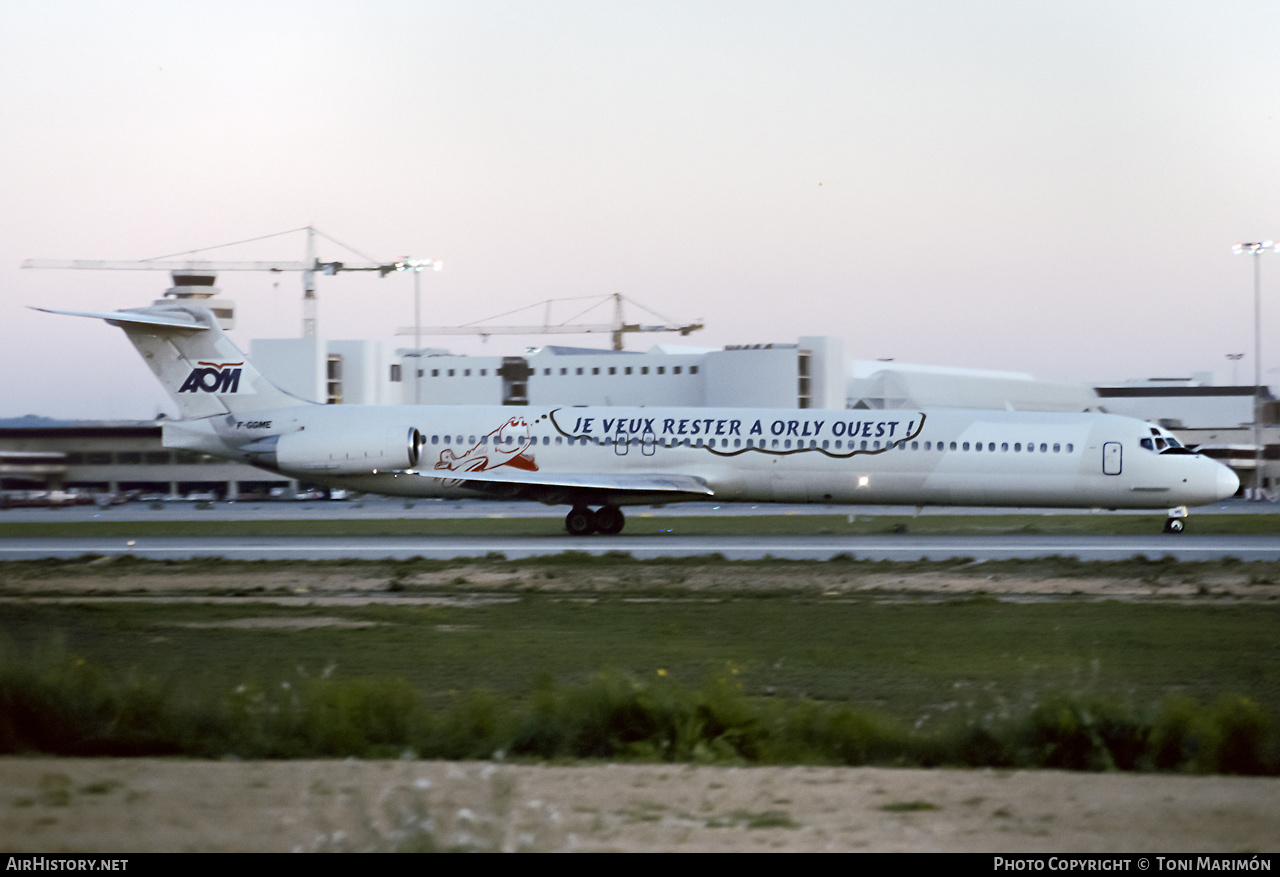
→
(40, 302, 1239, 534)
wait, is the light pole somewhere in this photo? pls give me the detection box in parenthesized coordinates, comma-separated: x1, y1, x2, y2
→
(395, 258, 443, 405)
(1226, 352, 1244, 385)
(1232, 241, 1275, 499)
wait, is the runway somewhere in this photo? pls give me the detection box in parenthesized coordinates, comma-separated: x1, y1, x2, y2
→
(4, 533, 1280, 561)
(0, 497, 1262, 523)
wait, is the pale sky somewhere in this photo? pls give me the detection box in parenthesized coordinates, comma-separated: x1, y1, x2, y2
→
(5, 1, 1280, 419)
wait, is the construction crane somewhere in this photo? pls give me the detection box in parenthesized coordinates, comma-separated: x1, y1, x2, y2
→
(22, 226, 440, 339)
(396, 292, 703, 351)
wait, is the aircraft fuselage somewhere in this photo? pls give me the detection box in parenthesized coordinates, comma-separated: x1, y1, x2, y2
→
(163, 403, 1237, 511)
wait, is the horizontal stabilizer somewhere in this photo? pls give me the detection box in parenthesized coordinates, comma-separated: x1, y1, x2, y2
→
(35, 302, 308, 417)
(411, 468, 714, 496)
(31, 307, 208, 331)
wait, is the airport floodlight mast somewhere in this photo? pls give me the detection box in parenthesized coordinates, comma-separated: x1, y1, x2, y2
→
(397, 257, 445, 405)
(1232, 240, 1277, 499)
(396, 291, 704, 352)
(22, 226, 440, 340)
(1226, 352, 1244, 386)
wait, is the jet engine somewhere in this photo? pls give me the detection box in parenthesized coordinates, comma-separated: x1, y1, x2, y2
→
(244, 426, 423, 474)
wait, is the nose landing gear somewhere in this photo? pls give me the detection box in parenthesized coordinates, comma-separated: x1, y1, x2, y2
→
(1163, 506, 1188, 534)
(565, 505, 626, 536)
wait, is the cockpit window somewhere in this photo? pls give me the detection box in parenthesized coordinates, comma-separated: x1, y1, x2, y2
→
(1143, 426, 1190, 454)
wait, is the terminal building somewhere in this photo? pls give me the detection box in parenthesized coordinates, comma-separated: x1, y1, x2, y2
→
(0, 420, 286, 502)
(252, 336, 849, 410)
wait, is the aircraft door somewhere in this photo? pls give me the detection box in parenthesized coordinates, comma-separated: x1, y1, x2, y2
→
(1103, 442, 1122, 476)
(642, 430, 656, 456)
(614, 436, 629, 456)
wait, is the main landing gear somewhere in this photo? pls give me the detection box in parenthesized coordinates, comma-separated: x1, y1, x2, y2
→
(1163, 506, 1188, 534)
(565, 505, 625, 536)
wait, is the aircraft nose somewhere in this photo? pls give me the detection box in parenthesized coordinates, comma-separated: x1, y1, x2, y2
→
(1217, 464, 1240, 500)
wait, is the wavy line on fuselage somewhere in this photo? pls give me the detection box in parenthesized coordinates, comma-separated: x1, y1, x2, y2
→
(545, 408, 927, 459)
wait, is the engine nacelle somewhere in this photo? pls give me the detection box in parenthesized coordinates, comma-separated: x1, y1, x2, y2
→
(248, 426, 422, 474)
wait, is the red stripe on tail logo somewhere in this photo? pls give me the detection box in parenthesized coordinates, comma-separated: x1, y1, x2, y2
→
(179, 362, 245, 393)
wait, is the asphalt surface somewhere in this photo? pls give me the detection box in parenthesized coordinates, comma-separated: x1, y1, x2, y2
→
(0, 496, 1266, 523)
(3, 497, 1277, 561)
(3, 534, 1280, 562)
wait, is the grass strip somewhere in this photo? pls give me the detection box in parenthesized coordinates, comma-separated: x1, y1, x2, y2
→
(3, 587, 1277, 727)
(1, 653, 1275, 774)
(5, 550, 1280, 586)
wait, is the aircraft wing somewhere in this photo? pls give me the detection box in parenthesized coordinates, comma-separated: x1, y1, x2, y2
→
(32, 307, 208, 331)
(410, 467, 714, 500)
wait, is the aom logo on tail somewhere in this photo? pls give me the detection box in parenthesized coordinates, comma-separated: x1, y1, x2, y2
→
(179, 361, 246, 394)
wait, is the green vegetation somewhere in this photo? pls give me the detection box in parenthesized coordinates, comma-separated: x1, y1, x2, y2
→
(880, 800, 940, 812)
(1, 650, 1276, 773)
(5, 510, 1280, 539)
(3, 568, 1279, 713)
(2, 553, 1277, 773)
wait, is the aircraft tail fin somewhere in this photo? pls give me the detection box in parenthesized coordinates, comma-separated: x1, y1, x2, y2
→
(35, 303, 313, 419)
